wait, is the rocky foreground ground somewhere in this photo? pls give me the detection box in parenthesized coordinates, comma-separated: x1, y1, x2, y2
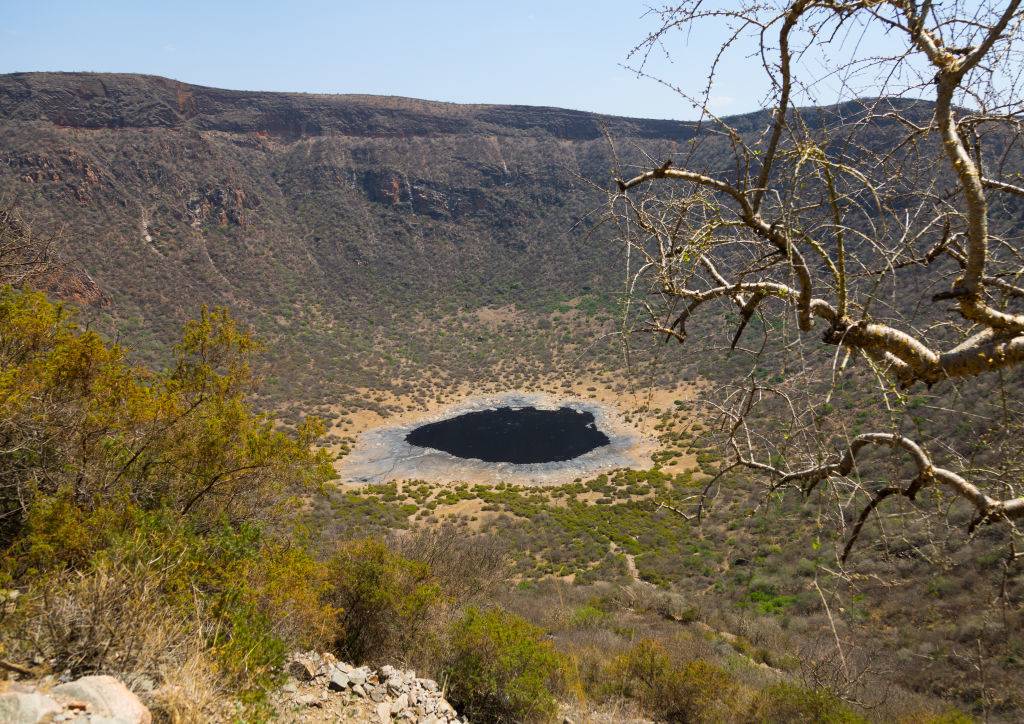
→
(0, 674, 151, 724)
(0, 652, 464, 723)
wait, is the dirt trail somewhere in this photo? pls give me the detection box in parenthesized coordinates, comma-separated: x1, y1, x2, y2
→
(609, 541, 654, 589)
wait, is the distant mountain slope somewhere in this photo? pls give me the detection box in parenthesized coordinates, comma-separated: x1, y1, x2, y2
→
(0, 72, 694, 139)
(0, 73, 700, 399)
(0, 72, 924, 406)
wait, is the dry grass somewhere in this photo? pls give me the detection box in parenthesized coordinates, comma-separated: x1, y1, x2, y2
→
(10, 559, 196, 686)
(149, 649, 225, 723)
(5, 558, 228, 722)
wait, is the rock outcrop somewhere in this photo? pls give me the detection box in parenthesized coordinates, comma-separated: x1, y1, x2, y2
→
(0, 71, 679, 399)
(274, 655, 462, 720)
(272, 652, 464, 723)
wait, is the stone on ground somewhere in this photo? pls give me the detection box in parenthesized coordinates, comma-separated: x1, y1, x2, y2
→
(52, 675, 151, 724)
(0, 690, 63, 724)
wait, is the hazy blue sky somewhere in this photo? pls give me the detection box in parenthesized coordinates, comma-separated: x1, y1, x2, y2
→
(1, 1, 909, 120)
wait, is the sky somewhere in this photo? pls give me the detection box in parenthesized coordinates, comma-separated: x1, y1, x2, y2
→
(0, 0, 917, 120)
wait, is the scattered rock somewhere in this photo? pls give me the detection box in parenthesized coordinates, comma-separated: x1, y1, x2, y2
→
(328, 668, 350, 692)
(390, 693, 409, 714)
(4, 652, 459, 724)
(292, 693, 321, 708)
(272, 652, 463, 723)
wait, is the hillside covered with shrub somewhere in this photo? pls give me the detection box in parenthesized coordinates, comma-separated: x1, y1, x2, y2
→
(0, 276, 995, 722)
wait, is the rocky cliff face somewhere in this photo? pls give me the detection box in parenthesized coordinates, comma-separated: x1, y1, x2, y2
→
(0, 74, 946, 407)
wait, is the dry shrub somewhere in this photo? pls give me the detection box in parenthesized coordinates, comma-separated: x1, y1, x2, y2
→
(3, 521, 336, 718)
(391, 525, 509, 603)
(148, 649, 225, 724)
(444, 606, 567, 724)
(611, 582, 701, 622)
(605, 638, 742, 722)
(244, 540, 338, 651)
(329, 538, 446, 666)
(325, 530, 512, 675)
(10, 558, 197, 687)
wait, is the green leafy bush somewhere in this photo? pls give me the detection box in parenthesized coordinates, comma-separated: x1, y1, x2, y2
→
(6, 507, 337, 708)
(329, 538, 446, 664)
(606, 639, 738, 722)
(444, 607, 565, 723)
(570, 603, 609, 629)
(0, 289, 333, 551)
(0, 291, 337, 712)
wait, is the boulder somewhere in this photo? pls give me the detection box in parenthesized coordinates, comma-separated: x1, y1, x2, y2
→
(52, 675, 151, 724)
(390, 692, 408, 714)
(376, 700, 392, 723)
(0, 691, 63, 723)
(328, 667, 350, 691)
(286, 655, 318, 681)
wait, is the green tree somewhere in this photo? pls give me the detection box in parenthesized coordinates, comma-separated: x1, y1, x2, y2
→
(0, 289, 333, 555)
(328, 538, 445, 664)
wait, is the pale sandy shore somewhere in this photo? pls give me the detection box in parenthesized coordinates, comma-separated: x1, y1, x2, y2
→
(336, 390, 659, 487)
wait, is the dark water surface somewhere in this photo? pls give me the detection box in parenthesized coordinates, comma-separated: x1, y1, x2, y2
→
(405, 406, 610, 464)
